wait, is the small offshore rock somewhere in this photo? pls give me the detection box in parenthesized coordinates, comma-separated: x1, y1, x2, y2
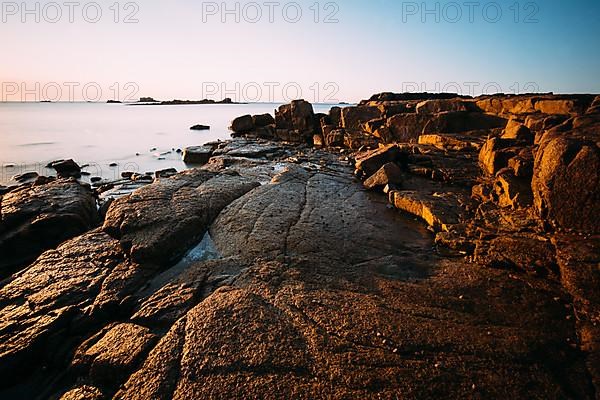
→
(48, 159, 82, 178)
(190, 124, 211, 131)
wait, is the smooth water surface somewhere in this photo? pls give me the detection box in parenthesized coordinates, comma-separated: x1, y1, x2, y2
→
(0, 102, 342, 184)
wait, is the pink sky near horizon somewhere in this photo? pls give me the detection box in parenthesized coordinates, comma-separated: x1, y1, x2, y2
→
(2, 0, 599, 102)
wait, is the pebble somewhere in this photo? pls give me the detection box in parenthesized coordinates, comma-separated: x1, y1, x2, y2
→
(109, 163, 118, 167)
(91, 177, 102, 183)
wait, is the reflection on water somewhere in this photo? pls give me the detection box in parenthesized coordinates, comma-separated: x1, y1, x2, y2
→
(0, 102, 342, 184)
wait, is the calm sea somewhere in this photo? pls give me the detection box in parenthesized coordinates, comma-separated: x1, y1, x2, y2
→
(0, 102, 343, 185)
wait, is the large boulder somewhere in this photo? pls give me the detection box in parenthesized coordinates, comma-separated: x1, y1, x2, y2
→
(386, 113, 431, 142)
(275, 99, 316, 141)
(103, 169, 259, 264)
(183, 145, 214, 165)
(328, 106, 342, 127)
(501, 118, 533, 142)
(252, 113, 275, 128)
(230, 115, 254, 133)
(532, 128, 600, 234)
(48, 159, 82, 178)
(341, 106, 382, 130)
(0, 179, 98, 278)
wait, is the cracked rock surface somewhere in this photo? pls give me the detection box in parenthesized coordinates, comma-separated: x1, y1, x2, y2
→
(0, 93, 598, 399)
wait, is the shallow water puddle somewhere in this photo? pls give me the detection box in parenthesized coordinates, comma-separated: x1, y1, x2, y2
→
(139, 232, 221, 296)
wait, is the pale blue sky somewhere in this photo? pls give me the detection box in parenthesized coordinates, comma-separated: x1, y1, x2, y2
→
(1, 0, 599, 102)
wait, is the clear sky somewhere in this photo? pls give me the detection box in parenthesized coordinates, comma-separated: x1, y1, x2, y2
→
(1, 0, 599, 102)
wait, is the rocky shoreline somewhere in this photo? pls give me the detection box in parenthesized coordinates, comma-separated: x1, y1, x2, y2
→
(0, 92, 598, 399)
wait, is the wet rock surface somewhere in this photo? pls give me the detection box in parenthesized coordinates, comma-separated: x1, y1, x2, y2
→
(0, 93, 598, 399)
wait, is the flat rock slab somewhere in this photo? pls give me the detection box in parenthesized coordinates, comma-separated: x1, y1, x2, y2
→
(389, 190, 461, 232)
(213, 139, 287, 159)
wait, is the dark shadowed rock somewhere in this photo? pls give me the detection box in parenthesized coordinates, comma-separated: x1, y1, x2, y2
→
(341, 106, 381, 130)
(48, 159, 81, 178)
(329, 106, 342, 127)
(423, 112, 507, 134)
(230, 115, 254, 133)
(71, 323, 158, 387)
(355, 144, 403, 178)
(252, 113, 275, 128)
(182, 146, 213, 165)
(0, 179, 98, 278)
(386, 113, 431, 142)
(11, 172, 39, 183)
(155, 168, 178, 179)
(190, 124, 210, 131)
(0, 231, 125, 387)
(475, 235, 557, 276)
(493, 172, 533, 209)
(479, 138, 520, 176)
(363, 162, 403, 190)
(274, 100, 316, 142)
